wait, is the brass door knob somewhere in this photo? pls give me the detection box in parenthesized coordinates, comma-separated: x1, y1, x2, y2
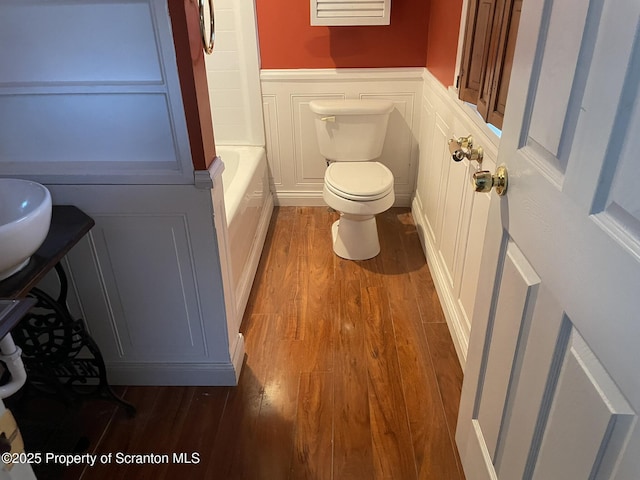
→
(472, 165, 508, 196)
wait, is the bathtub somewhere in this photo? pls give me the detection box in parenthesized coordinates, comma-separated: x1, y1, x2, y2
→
(217, 146, 273, 322)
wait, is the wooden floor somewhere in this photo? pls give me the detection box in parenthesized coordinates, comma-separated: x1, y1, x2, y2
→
(23, 207, 465, 480)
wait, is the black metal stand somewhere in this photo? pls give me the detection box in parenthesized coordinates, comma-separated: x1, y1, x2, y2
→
(11, 263, 136, 417)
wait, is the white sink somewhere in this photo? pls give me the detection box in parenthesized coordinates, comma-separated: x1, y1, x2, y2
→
(0, 179, 52, 281)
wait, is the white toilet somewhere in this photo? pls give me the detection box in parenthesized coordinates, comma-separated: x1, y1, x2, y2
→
(309, 99, 395, 260)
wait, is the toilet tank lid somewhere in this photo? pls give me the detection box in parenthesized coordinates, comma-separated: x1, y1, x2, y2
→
(309, 99, 394, 115)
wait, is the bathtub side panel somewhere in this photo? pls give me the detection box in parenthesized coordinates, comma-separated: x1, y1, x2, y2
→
(219, 147, 273, 324)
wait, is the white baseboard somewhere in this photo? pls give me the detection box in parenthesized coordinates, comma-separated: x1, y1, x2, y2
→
(394, 193, 413, 207)
(107, 361, 240, 386)
(108, 333, 245, 386)
(412, 195, 469, 367)
(274, 190, 326, 206)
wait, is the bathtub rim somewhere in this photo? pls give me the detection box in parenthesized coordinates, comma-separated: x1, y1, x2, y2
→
(217, 145, 265, 224)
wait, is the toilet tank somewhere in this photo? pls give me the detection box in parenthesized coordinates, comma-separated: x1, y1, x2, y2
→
(309, 99, 394, 161)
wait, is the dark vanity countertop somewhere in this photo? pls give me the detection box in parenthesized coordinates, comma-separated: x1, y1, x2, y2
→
(0, 206, 95, 299)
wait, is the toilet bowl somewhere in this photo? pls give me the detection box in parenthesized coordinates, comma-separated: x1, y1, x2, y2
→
(323, 162, 395, 260)
(309, 99, 395, 260)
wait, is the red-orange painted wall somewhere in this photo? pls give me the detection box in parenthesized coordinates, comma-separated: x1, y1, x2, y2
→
(255, 0, 462, 87)
(255, 0, 430, 69)
(426, 0, 464, 86)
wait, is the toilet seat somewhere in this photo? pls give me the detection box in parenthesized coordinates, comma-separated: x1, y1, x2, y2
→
(325, 162, 394, 201)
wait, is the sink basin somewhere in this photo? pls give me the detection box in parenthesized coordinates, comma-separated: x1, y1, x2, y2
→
(0, 179, 52, 281)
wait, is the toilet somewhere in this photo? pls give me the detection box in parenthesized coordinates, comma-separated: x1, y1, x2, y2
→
(309, 99, 395, 260)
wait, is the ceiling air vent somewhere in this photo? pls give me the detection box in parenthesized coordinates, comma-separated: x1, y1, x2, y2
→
(311, 0, 391, 26)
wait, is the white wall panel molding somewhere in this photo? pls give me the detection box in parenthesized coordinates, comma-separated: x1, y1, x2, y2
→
(261, 68, 425, 82)
(262, 95, 283, 186)
(44, 183, 240, 385)
(261, 68, 423, 206)
(412, 70, 498, 366)
(292, 93, 345, 186)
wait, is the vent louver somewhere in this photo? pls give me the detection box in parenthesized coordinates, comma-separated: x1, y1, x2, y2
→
(311, 0, 391, 26)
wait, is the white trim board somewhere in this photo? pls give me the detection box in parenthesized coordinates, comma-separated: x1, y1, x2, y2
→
(107, 361, 241, 386)
(260, 68, 425, 82)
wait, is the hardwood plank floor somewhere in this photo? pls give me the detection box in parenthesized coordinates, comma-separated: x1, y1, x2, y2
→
(20, 207, 465, 480)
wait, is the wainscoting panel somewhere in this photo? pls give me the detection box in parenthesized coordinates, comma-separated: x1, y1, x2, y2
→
(261, 69, 423, 206)
(440, 157, 468, 286)
(371, 93, 419, 191)
(89, 214, 206, 360)
(45, 183, 241, 385)
(413, 70, 498, 365)
(427, 113, 450, 247)
(262, 94, 283, 186)
(293, 94, 345, 185)
(416, 97, 433, 216)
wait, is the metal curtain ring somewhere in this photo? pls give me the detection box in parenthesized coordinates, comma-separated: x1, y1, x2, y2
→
(199, 0, 215, 54)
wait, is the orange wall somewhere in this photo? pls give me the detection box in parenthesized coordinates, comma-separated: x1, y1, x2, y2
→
(255, 0, 462, 87)
(426, 0, 463, 86)
(255, 0, 430, 69)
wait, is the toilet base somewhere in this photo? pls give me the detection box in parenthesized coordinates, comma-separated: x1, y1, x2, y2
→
(331, 214, 380, 260)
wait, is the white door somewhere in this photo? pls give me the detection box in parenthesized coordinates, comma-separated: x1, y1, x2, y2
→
(456, 0, 640, 479)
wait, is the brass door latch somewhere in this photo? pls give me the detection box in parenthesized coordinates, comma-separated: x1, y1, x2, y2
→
(449, 135, 484, 164)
